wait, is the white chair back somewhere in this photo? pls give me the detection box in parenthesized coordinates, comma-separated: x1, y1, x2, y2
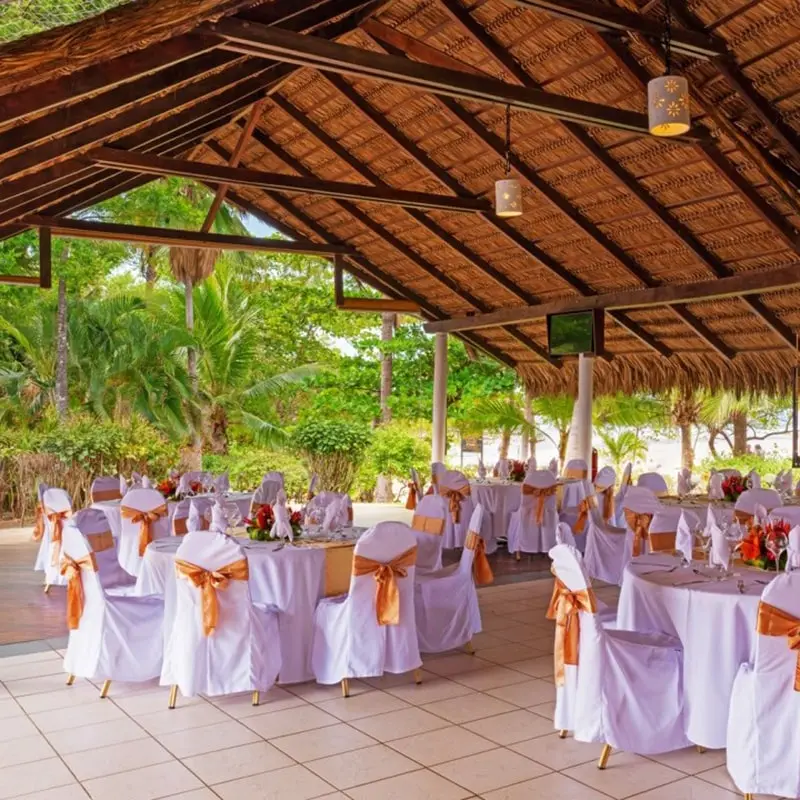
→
(90, 476, 122, 503)
(621, 486, 660, 512)
(594, 466, 616, 490)
(735, 488, 782, 515)
(172, 496, 213, 534)
(411, 494, 447, 573)
(70, 507, 133, 590)
(40, 487, 73, 581)
(555, 521, 577, 548)
(430, 461, 446, 493)
(564, 458, 588, 479)
(263, 471, 285, 488)
(636, 472, 668, 496)
(306, 491, 353, 526)
(252, 479, 282, 508)
(509, 470, 558, 554)
(118, 487, 171, 576)
(769, 506, 800, 527)
(437, 469, 474, 549)
(457, 504, 485, 579)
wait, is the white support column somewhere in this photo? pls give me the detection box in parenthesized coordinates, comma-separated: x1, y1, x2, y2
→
(521, 388, 533, 459)
(565, 354, 594, 467)
(432, 332, 448, 463)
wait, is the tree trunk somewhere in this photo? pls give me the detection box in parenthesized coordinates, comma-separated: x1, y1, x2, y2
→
(185, 278, 203, 467)
(379, 312, 394, 425)
(732, 411, 748, 455)
(142, 246, 157, 287)
(708, 428, 718, 457)
(522, 390, 534, 459)
(558, 428, 570, 465)
(55, 278, 68, 419)
(499, 429, 512, 459)
(680, 423, 693, 471)
(208, 405, 229, 455)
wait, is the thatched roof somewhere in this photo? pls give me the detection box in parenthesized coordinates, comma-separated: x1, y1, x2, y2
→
(1, 0, 800, 394)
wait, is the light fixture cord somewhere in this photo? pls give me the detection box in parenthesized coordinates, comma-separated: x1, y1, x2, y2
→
(662, 0, 672, 75)
(504, 104, 512, 176)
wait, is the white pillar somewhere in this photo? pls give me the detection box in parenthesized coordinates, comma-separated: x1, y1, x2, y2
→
(432, 332, 448, 463)
(521, 388, 533, 459)
(565, 354, 594, 466)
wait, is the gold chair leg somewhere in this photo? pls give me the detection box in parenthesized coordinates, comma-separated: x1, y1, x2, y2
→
(598, 744, 612, 770)
(251, 690, 260, 707)
(696, 745, 706, 753)
(743, 795, 752, 800)
(43, 584, 51, 594)
(66, 674, 75, 686)
(413, 668, 423, 685)
(464, 640, 475, 655)
(558, 729, 568, 739)
(99, 680, 111, 699)
(168, 684, 178, 709)
(341, 678, 350, 698)
(516, 551, 521, 561)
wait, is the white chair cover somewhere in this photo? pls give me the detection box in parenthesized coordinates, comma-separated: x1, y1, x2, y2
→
(160, 532, 281, 698)
(648, 507, 700, 554)
(410, 494, 447, 574)
(613, 463, 633, 527)
(621, 487, 661, 558)
(727, 571, 800, 798)
(636, 471, 668, 496)
(550, 544, 690, 752)
(311, 521, 422, 684)
(583, 499, 629, 586)
(252, 479, 282, 509)
(62, 521, 164, 682)
(35, 487, 72, 586)
(172, 496, 213, 535)
(306, 491, 352, 527)
(555, 521, 576, 547)
(564, 458, 588, 479)
(117, 488, 171, 577)
(70, 508, 136, 595)
(437, 469, 474, 549)
(263, 471, 285, 489)
(766, 505, 800, 527)
(430, 461, 446, 494)
(90, 476, 122, 503)
(507, 470, 558, 555)
(735, 488, 782, 519)
(415, 505, 485, 653)
(746, 469, 761, 489)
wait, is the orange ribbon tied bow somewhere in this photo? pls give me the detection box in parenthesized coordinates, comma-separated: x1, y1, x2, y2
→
(47, 509, 71, 566)
(465, 531, 494, 586)
(32, 502, 45, 542)
(175, 558, 249, 636)
(546, 575, 597, 687)
(599, 486, 615, 523)
(572, 497, 595, 534)
(523, 484, 557, 524)
(439, 485, 471, 524)
(624, 509, 653, 557)
(757, 600, 800, 692)
(121, 504, 168, 556)
(352, 546, 417, 626)
(405, 483, 418, 511)
(60, 552, 97, 630)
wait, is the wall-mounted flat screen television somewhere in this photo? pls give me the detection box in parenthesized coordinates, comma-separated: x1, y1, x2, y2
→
(547, 309, 604, 357)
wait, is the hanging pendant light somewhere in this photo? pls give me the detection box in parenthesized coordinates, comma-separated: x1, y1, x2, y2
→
(495, 104, 522, 217)
(648, 0, 690, 137)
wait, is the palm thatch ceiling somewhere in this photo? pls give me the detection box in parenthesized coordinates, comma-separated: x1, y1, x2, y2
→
(1, 0, 800, 394)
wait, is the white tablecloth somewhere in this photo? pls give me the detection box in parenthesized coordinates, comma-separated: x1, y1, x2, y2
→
(617, 554, 768, 748)
(136, 528, 361, 684)
(470, 482, 521, 546)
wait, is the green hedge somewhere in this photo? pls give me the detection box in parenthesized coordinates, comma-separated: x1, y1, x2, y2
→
(202, 447, 309, 501)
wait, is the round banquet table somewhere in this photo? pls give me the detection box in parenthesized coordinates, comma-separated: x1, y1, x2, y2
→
(470, 482, 521, 547)
(617, 553, 769, 749)
(136, 528, 362, 684)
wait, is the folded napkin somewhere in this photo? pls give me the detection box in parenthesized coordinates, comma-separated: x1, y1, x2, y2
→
(708, 516, 731, 569)
(141, 475, 151, 489)
(708, 472, 724, 500)
(186, 501, 203, 533)
(747, 470, 761, 489)
(548, 458, 559, 475)
(322, 497, 347, 533)
(495, 459, 510, 480)
(477, 459, 487, 480)
(787, 525, 800, 570)
(753, 503, 768, 526)
(675, 511, 694, 562)
(209, 500, 228, 534)
(677, 471, 690, 496)
(119, 474, 127, 496)
(177, 474, 191, 497)
(784, 472, 794, 494)
(130, 471, 142, 489)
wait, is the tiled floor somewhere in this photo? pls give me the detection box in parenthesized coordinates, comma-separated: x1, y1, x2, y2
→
(0, 578, 771, 800)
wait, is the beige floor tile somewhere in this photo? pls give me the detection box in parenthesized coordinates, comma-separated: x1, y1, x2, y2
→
(243, 703, 340, 738)
(0, 757, 75, 800)
(482, 771, 613, 799)
(422, 692, 517, 724)
(30, 696, 126, 732)
(0, 658, 65, 682)
(183, 740, 292, 784)
(485, 679, 554, 708)
(155, 791, 219, 800)
(695, 766, 739, 793)
(7, 786, 89, 800)
(286, 679, 370, 703)
(305, 743, 418, 789)
(563, 751, 685, 799)
(62, 737, 174, 781)
(0, 698, 23, 720)
(16, 685, 100, 715)
(360, 670, 431, 690)
(135, 702, 230, 736)
(210, 687, 306, 718)
(346, 767, 472, 800)
(0, 713, 38, 743)
(479, 614, 527, 633)
(649, 747, 727, 775)
(112, 689, 204, 717)
(388, 724, 495, 766)
(510, 732, 601, 770)
(464, 709, 554, 745)
(385, 677, 473, 706)
(213, 763, 334, 800)
(476, 644, 542, 665)
(493, 626, 545, 645)
(90, 678, 161, 697)
(46, 716, 148, 755)
(350, 706, 452, 740)
(528, 700, 555, 719)
(451, 666, 531, 692)
(423, 654, 494, 677)
(0, 651, 61, 669)
(316, 690, 410, 722)
(82, 761, 202, 800)
(630, 775, 740, 799)
(314, 794, 349, 799)
(3, 673, 77, 697)
(504, 655, 555, 678)
(470, 632, 514, 650)
(0, 735, 55, 769)
(156, 719, 260, 759)
(270, 722, 376, 762)
(432, 746, 550, 794)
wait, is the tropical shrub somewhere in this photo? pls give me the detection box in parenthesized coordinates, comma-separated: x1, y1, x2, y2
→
(202, 446, 308, 500)
(294, 420, 372, 494)
(698, 449, 792, 485)
(354, 424, 430, 501)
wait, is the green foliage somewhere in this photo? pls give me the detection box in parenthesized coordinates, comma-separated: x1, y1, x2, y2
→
(698, 449, 792, 484)
(202, 446, 308, 501)
(598, 429, 648, 473)
(0, 0, 127, 44)
(294, 420, 372, 494)
(354, 424, 429, 499)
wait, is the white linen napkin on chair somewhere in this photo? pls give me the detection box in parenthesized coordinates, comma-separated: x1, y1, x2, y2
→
(676, 511, 694, 562)
(209, 500, 228, 534)
(747, 470, 761, 489)
(322, 497, 344, 533)
(187, 501, 203, 533)
(708, 516, 730, 569)
(787, 525, 800, 570)
(708, 472, 724, 500)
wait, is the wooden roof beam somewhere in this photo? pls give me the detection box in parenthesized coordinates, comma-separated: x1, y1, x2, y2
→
(208, 17, 709, 141)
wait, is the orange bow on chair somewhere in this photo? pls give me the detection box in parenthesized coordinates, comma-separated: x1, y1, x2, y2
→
(599, 486, 615, 523)
(523, 484, 557, 524)
(546, 574, 597, 686)
(624, 509, 653, 557)
(352, 546, 417, 625)
(757, 601, 800, 691)
(175, 558, 249, 636)
(60, 552, 98, 630)
(47, 509, 71, 566)
(405, 482, 418, 511)
(121, 504, 168, 557)
(32, 502, 45, 542)
(439, 485, 471, 524)
(572, 497, 596, 534)
(465, 531, 494, 586)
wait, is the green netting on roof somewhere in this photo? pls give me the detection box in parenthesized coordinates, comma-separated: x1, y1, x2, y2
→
(0, 0, 132, 44)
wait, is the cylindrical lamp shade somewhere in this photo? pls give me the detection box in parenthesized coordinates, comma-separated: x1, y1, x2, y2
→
(495, 178, 523, 217)
(648, 75, 690, 137)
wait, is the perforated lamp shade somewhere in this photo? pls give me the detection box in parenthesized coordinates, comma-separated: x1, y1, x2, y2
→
(648, 75, 690, 137)
(495, 178, 523, 218)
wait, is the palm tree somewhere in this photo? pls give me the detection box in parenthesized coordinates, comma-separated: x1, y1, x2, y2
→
(669, 387, 699, 470)
(698, 391, 753, 456)
(460, 394, 537, 459)
(598, 429, 647, 473)
(532, 395, 575, 465)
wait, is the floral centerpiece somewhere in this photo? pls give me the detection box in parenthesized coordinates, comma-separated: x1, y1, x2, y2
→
(509, 460, 526, 482)
(156, 477, 178, 500)
(740, 519, 789, 571)
(244, 505, 303, 541)
(721, 474, 746, 503)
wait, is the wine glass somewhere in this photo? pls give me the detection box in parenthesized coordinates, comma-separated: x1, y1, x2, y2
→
(766, 532, 788, 572)
(695, 524, 712, 569)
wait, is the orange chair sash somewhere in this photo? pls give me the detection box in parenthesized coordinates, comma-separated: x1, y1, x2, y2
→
(121, 503, 168, 556)
(411, 514, 445, 535)
(91, 488, 122, 502)
(598, 486, 614, 522)
(522, 483, 557, 524)
(465, 530, 493, 585)
(87, 531, 114, 552)
(173, 516, 210, 535)
(624, 509, 653, 557)
(564, 467, 588, 480)
(46, 508, 71, 566)
(32, 502, 45, 542)
(439, 485, 471, 524)
(175, 557, 249, 636)
(757, 600, 800, 691)
(545, 574, 596, 686)
(60, 552, 97, 630)
(648, 530, 677, 553)
(572, 497, 595, 534)
(405, 483, 418, 510)
(352, 545, 417, 626)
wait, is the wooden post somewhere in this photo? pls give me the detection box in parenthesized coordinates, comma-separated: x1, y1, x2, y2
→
(39, 227, 52, 289)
